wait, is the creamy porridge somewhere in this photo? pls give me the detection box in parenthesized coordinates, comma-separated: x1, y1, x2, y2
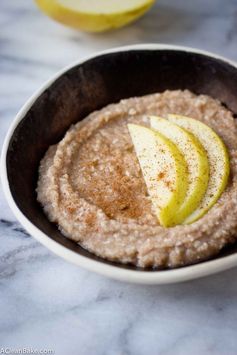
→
(37, 90, 237, 268)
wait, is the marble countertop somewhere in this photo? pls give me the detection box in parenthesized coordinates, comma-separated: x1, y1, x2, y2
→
(1, 0, 237, 354)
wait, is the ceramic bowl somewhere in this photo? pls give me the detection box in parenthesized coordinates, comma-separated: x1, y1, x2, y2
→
(2, 44, 237, 284)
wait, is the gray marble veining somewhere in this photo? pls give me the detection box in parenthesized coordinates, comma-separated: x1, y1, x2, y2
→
(1, 0, 237, 354)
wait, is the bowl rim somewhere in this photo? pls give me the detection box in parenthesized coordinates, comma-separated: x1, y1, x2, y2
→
(2, 43, 237, 284)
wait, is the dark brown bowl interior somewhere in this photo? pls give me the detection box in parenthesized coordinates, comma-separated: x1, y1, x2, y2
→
(6, 49, 237, 271)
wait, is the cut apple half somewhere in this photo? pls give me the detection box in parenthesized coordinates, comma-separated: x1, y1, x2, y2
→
(127, 124, 189, 227)
(150, 116, 209, 224)
(168, 114, 230, 224)
(35, 0, 155, 32)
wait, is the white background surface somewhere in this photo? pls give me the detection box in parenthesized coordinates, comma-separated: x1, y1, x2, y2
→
(1, 0, 237, 354)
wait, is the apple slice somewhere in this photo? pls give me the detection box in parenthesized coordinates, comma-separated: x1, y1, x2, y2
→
(127, 124, 189, 227)
(150, 116, 209, 224)
(168, 114, 230, 224)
